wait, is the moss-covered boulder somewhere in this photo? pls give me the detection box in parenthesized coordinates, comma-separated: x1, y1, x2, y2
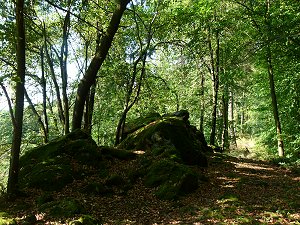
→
(19, 129, 102, 191)
(118, 112, 208, 166)
(144, 159, 199, 200)
(122, 112, 162, 140)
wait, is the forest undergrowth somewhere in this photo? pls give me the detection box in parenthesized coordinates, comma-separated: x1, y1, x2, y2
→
(0, 150, 299, 225)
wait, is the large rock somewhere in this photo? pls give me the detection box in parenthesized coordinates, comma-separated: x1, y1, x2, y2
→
(19, 129, 102, 191)
(144, 159, 199, 200)
(122, 112, 162, 140)
(17, 111, 209, 201)
(118, 111, 208, 167)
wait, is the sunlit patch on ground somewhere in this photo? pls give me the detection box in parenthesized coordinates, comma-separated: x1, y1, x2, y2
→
(231, 161, 274, 171)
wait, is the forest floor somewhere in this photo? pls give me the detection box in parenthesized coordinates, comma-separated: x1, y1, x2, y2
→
(1, 152, 300, 225)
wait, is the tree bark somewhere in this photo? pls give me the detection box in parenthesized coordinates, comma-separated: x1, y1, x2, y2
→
(229, 91, 237, 148)
(209, 29, 220, 146)
(84, 83, 96, 134)
(115, 49, 148, 145)
(266, 45, 284, 157)
(265, 0, 284, 157)
(0, 84, 16, 128)
(44, 34, 65, 130)
(222, 91, 229, 150)
(72, 0, 130, 131)
(7, 0, 25, 197)
(40, 47, 49, 142)
(60, 8, 71, 134)
(199, 71, 205, 133)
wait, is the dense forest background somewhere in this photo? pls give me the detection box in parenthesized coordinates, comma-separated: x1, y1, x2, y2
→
(1, 0, 300, 194)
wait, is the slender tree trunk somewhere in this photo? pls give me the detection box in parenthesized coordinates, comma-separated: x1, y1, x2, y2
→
(0, 84, 16, 128)
(61, 8, 71, 134)
(115, 50, 148, 145)
(240, 92, 245, 134)
(7, 0, 25, 197)
(72, 0, 130, 130)
(83, 39, 95, 135)
(44, 35, 65, 130)
(222, 91, 229, 150)
(115, 107, 129, 145)
(199, 72, 205, 133)
(209, 29, 220, 146)
(40, 47, 49, 142)
(265, 0, 284, 157)
(266, 46, 284, 157)
(84, 83, 96, 134)
(229, 91, 237, 148)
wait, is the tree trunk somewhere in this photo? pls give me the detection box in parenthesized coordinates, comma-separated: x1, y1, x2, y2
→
(44, 34, 65, 131)
(266, 45, 284, 157)
(265, 0, 284, 157)
(199, 71, 205, 133)
(115, 49, 148, 145)
(229, 91, 237, 148)
(7, 0, 25, 197)
(60, 8, 71, 134)
(40, 47, 49, 142)
(209, 29, 220, 146)
(72, 0, 130, 131)
(84, 83, 96, 134)
(239, 92, 245, 134)
(222, 91, 229, 150)
(115, 107, 129, 145)
(0, 84, 16, 128)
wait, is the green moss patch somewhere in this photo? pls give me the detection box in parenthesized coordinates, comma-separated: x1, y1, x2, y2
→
(122, 112, 162, 140)
(144, 159, 199, 200)
(39, 198, 85, 218)
(19, 129, 103, 191)
(68, 215, 102, 225)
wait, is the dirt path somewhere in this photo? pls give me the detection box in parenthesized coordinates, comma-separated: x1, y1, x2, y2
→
(171, 154, 300, 224)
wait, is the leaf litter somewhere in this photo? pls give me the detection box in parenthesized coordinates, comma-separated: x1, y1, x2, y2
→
(0, 153, 299, 224)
